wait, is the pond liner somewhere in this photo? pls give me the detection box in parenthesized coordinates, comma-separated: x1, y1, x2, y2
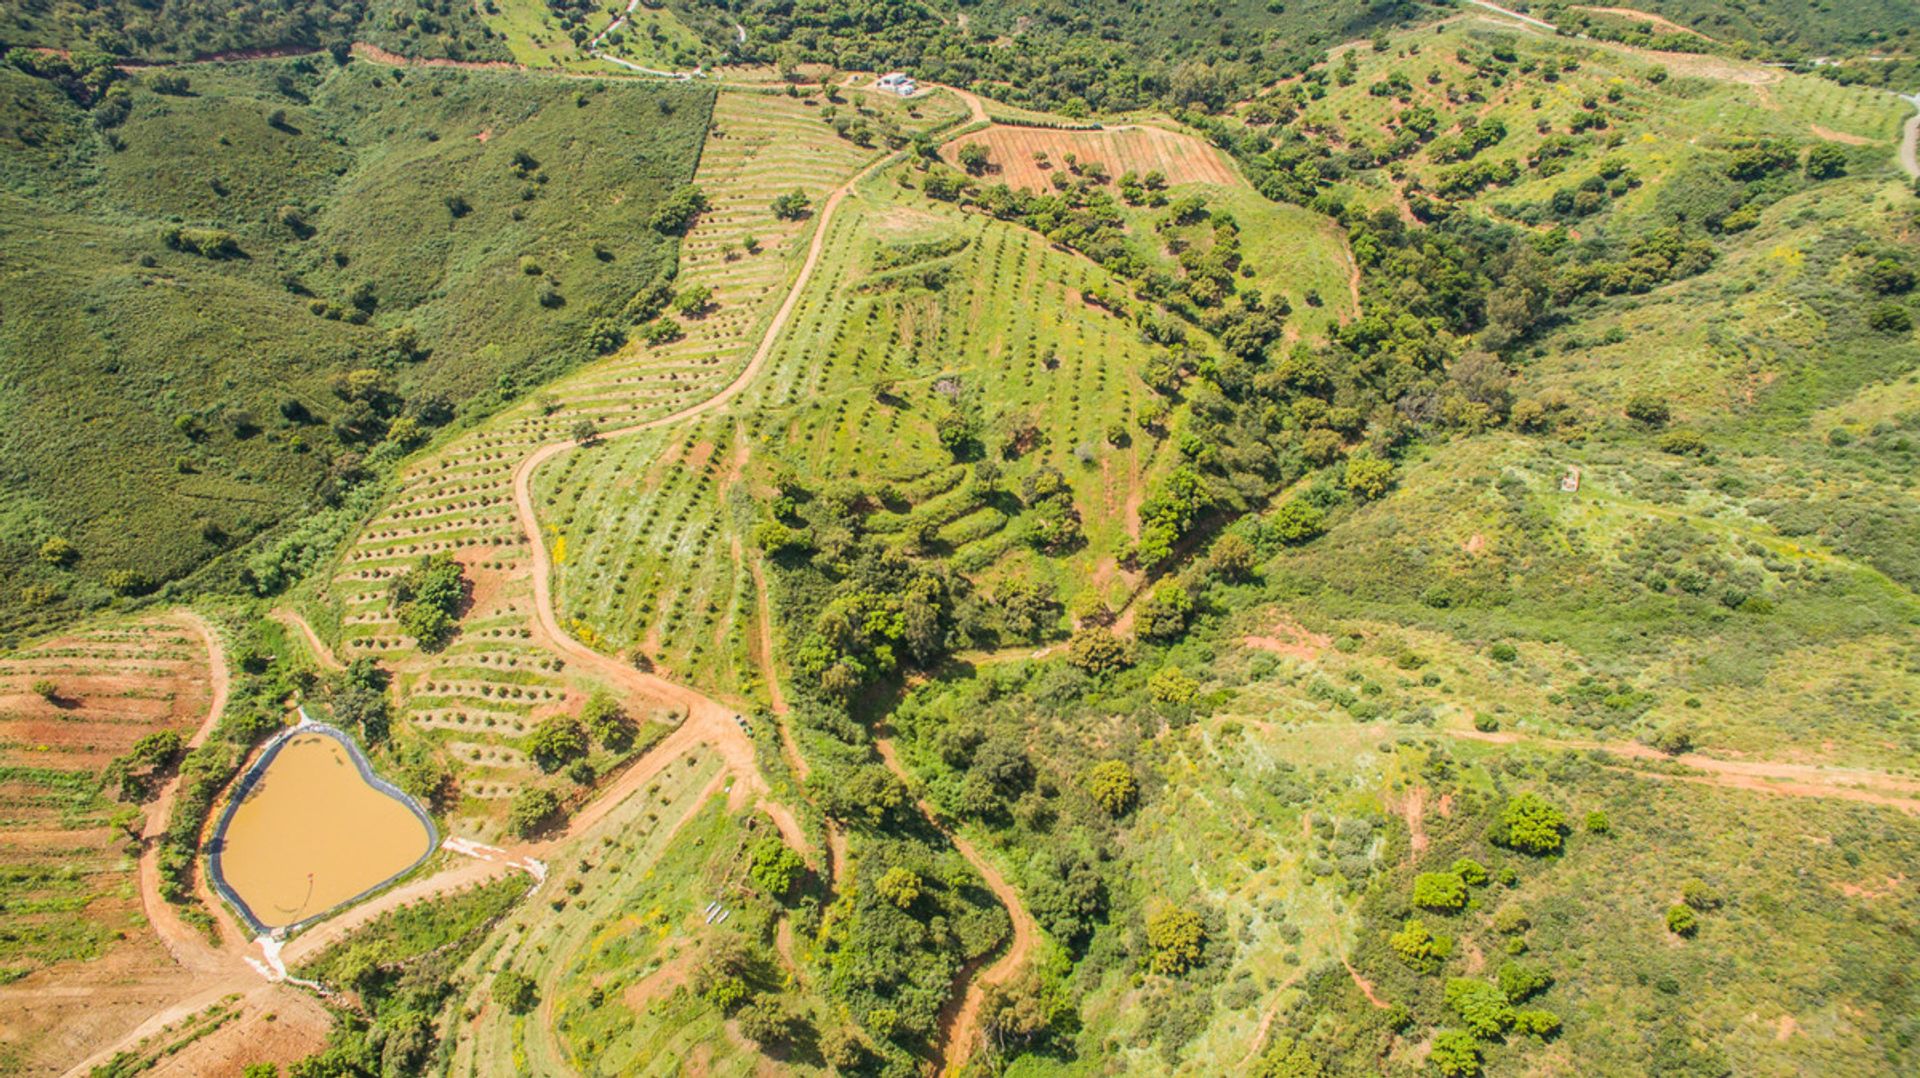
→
(206, 715, 440, 938)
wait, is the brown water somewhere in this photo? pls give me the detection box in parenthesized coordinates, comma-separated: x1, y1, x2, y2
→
(218, 733, 432, 929)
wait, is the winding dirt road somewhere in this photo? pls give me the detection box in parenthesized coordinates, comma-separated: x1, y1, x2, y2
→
(873, 734, 1039, 1075)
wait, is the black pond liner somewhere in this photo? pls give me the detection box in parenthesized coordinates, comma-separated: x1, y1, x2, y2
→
(207, 717, 439, 938)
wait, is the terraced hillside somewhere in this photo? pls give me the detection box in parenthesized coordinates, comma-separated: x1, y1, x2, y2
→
(0, 615, 217, 1073)
(313, 89, 885, 834)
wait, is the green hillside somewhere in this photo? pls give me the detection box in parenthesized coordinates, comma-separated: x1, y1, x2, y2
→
(0, 57, 711, 642)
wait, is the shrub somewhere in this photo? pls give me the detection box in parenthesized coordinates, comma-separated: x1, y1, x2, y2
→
(1865, 259, 1915, 295)
(1623, 394, 1670, 426)
(1665, 903, 1698, 936)
(1867, 303, 1912, 334)
(1488, 642, 1517, 663)
(1658, 429, 1708, 456)
(1680, 878, 1722, 910)
(1084, 760, 1138, 815)
(1584, 810, 1611, 834)
(1145, 904, 1207, 975)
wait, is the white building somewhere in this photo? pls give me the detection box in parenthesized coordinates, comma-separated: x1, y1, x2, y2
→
(874, 71, 918, 97)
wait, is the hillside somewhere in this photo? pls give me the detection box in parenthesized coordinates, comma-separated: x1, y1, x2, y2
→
(0, 57, 711, 644)
(0, 2, 1916, 1077)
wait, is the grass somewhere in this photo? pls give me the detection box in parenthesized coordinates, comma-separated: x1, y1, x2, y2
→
(0, 58, 713, 642)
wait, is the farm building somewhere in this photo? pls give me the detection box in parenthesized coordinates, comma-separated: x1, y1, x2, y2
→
(874, 71, 918, 96)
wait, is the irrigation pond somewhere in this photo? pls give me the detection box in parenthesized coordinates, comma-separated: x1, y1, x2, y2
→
(210, 723, 436, 933)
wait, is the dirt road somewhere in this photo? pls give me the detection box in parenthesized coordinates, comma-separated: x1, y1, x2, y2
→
(1899, 95, 1920, 179)
(872, 734, 1038, 1076)
(1448, 727, 1920, 814)
(137, 612, 244, 976)
(270, 607, 344, 672)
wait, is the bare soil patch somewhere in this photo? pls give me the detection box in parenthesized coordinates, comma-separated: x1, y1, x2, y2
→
(1243, 616, 1332, 662)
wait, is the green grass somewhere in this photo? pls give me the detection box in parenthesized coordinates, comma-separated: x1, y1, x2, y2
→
(0, 58, 712, 641)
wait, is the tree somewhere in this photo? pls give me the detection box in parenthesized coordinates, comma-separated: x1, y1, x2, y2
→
(493, 970, 538, 1014)
(1251, 1034, 1326, 1077)
(1210, 532, 1257, 580)
(1344, 454, 1394, 500)
(749, 839, 806, 899)
(1451, 857, 1488, 886)
(1804, 144, 1847, 179)
(1445, 977, 1516, 1037)
(390, 554, 466, 649)
(31, 679, 59, 701)
(506, 786, 561, 838)
(1492, 792, 1567, 854)
(1497, 960, 1552, 1003)
(1145, 904, 1207, 975)
(1135, 582, 1193, 641)
(1430, 1030, 1482, 1077)
(1413, 871, 1469, 911)
(770, 188, 811, 219)
(875, 866, 922, 909)
(571, 418, 599, 445)
(957, 143, 991, 175)
(1624, 394, 1670, 426)
(738, 998, 802, 1047)
(674, 284, 714, 317)
(1265, 500, 1326, 545)
(1584, 810, 1611, 834)
(1084, 760, 1138, 815)
(1065, 629, 1132, 677)
(1390, 918, 1452, 973)
(582, 690, 634, 752)
(39, 536, 77, 566)
(1147, 666, 1199, 705)
(526, 717, 588, 772)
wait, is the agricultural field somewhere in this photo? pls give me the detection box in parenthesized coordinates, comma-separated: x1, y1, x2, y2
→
(0, 614, 215, 1073)
(940, 124, 1240, 191)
